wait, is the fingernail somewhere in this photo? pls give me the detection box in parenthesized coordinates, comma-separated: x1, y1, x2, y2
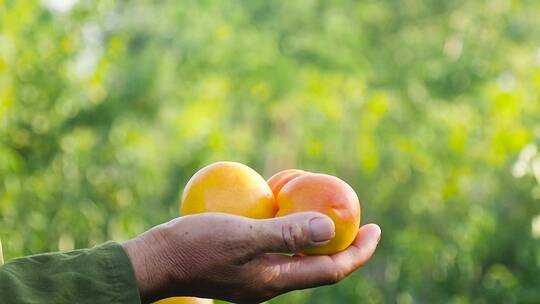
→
(309, 217, 335, 242)
(374, 225, 382, 242)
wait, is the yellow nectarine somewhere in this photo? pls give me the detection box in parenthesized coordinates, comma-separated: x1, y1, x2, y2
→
(181, 161, 277, 218)
(276, 173, 361, 255)
(154, 297, 213, 304)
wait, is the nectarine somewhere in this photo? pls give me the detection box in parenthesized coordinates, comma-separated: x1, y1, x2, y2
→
(181, 161, 277, 218)
(276, 173, 361, 255)
(154, 297, 213, 304)
(266, 169, 307, 197)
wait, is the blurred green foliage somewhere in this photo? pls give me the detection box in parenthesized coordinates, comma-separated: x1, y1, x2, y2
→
(1, 0, 540, 303)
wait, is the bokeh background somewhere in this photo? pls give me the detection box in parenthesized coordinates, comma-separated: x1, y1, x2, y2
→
(1, 0, 540, 303)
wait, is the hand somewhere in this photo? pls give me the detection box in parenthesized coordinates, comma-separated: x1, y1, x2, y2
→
(123, 212, 381, 304)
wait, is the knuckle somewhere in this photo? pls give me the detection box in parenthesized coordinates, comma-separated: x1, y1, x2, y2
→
(281, 222, 304, 253)
(328, 270, 345, 284)
(318, 268, 346, 286)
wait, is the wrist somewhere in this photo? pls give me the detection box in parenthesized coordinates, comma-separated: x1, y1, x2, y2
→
(123, 227, 175, 303)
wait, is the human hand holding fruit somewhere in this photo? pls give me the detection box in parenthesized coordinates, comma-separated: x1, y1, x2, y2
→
(123, 162, 381, 303)
(181, 162, 362, 256)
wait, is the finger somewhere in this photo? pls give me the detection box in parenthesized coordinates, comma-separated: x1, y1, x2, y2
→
(328, 223, 381, 277)
(255, 224, 381, 292)
(248, 212, 336, 255)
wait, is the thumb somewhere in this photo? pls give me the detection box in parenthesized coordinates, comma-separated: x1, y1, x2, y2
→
(249, 212, 335, 254)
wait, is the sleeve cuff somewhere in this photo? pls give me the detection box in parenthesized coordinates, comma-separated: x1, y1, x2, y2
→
(96, 241, 141, 304)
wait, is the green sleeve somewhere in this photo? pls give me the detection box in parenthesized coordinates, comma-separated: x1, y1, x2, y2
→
(0, 241, 141, 304)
